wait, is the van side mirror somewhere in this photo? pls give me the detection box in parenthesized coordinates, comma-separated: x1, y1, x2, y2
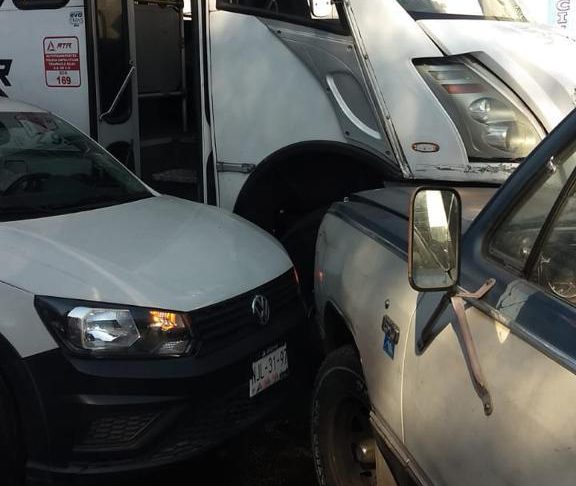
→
(409, 188, 461, 292)
(310, 0, 333, 18)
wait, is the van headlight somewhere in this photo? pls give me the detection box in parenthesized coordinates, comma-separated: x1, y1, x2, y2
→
(35, 296, 194, 358)
(416, 58, 544, 160)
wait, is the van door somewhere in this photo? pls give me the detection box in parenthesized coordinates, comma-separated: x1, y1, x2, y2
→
(89, 0, 141, 173)
(403, 143, 576, 485)
(207, 0, 393, 210)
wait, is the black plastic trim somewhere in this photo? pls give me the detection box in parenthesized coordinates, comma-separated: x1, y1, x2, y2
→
(201, 0, 211, 124)
(408, 11, 524, 22)
(13, 0, 69, 9)
(0, 333, 51, 471)
(206, 152, 217, 205)
(84, 0, 99, 139)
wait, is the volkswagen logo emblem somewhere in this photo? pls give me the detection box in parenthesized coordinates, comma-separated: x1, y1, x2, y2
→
(251, 295, 270, 326)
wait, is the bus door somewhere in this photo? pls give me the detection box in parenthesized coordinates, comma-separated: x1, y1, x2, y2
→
(89, 0, 141, 175)
(132, 0, 207, 202)
(91, 0, 207, 201)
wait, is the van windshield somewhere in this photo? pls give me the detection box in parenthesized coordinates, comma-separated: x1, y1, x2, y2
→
(0, 112, 152, 222)
(397, 0, 528, 21)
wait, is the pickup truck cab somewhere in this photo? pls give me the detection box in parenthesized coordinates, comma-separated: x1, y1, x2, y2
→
(312, 108, 576, 485)
(0, 99, 305, 485)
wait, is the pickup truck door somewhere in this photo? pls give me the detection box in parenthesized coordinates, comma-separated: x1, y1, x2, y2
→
(402, 142, 576, 485)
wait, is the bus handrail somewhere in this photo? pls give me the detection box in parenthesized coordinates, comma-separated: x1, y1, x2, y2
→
(99, 62, 135, 122)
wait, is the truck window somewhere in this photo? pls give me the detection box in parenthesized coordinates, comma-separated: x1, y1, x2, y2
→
(216, 0, 346, 33)
(489, 143, 576, 271)
(96, 0, 132, 123)
(13, 0, 69, 9)
(530, 175, 576, 308)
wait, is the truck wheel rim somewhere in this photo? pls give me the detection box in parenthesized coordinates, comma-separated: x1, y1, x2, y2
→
(330, 397, 376, 486)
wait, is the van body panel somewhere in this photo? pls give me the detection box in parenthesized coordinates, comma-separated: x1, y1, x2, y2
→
(0, 283, 57, 358)
(0, 196, 292, 312)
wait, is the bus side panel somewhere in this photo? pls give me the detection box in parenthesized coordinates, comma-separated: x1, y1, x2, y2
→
(0, 0, 91, 133)
(208, 11, 346, 210)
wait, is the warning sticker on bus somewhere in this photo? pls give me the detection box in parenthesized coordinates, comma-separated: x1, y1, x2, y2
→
(44, 37, 81, 88)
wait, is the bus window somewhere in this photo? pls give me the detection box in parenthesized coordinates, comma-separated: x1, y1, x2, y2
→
(96, 0, 132, 124)
(216, 0, 346, 32)
(13, 0, 70, 9)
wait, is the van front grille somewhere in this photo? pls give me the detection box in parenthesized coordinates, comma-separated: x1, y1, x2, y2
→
(190, 270, 299, 357)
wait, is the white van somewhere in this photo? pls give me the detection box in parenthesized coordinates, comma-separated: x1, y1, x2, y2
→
(0, 99, 306, 485)
(2, 0, 576, 297)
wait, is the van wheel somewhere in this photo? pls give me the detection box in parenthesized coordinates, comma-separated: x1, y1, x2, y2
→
(0, 375, 24, 486)
(311, 346, 397, 486)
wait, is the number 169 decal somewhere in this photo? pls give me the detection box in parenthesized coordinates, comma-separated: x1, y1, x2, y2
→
(43, 37, 81, 88)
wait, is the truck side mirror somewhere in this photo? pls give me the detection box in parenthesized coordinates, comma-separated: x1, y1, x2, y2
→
(409, 188, 461, 292)
(310, 0, 333, 18)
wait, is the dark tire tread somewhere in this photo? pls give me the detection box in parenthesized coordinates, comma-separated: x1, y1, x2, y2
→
(0, 374, 24, 486)
(311, 345, 368, 486)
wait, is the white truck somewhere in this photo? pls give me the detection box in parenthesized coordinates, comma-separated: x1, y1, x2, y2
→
(312, 107, 576, 486)
(2, 0, 576, 299)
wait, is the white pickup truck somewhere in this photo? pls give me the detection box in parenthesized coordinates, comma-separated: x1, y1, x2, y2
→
(312, 107, 576, 485)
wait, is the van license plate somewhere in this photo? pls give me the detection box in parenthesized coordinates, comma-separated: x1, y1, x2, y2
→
(249, 344, 289, 398)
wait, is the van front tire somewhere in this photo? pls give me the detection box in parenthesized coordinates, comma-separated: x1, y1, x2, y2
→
(0, 375, 24, 486)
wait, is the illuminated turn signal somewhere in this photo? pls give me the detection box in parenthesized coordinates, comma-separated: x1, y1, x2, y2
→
(149, 311, 181, 332)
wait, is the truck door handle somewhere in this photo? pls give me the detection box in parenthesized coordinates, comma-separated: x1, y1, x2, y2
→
(99, 62, 135, 121)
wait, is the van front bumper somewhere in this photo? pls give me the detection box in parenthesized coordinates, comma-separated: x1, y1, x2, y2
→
(22, 309, 308, 485)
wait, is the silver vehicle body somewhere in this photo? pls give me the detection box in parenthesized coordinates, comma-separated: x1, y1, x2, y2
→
(314, 110, 576, 484)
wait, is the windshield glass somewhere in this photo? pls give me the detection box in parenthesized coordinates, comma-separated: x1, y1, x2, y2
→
(397, 0, 528, 21)
(0, 112, 151, 222)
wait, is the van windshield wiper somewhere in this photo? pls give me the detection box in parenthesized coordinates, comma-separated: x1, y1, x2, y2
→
(47, 192, 153, 212)
(0, 205, 59, 221)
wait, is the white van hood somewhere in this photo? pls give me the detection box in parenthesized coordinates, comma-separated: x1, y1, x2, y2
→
(418, 19, 576, 130)
(0, 196, 292, 311)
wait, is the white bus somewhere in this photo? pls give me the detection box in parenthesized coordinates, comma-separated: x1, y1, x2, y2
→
(2, 0, 576, 298)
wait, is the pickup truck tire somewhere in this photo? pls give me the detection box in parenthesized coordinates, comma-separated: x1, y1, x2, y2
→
(311, 346, 396, 486)
(0, 375, 24, 486)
